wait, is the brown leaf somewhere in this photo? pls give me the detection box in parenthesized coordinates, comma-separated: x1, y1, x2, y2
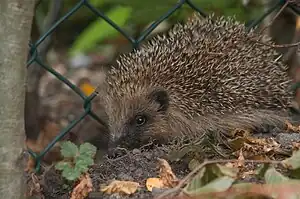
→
(286, 120, 300, 132)
(230, 128, 251, 137)
(292, 142, 300, 151)
(70, 173, 93, 199)
(158, 158, 179, 188)
(100, 180, 140, 195)
(237, 149, 245, 168)
(228, 137, 246, 151)
(232, 136, 280, 159)
(25, 119, 81, 172)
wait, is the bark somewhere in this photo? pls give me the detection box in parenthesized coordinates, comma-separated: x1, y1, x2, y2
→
(0, 1, 35, 199)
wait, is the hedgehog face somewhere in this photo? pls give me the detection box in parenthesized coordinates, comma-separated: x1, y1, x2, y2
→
(105, 88, 170, 149)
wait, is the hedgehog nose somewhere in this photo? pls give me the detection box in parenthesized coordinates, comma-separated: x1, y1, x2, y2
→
(107, 139, 116, 156)
(109, 133, 119, 144)
(107, 133, 119, 156)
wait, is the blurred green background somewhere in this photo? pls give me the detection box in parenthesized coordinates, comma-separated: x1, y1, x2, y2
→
(34, 0, 264, 59)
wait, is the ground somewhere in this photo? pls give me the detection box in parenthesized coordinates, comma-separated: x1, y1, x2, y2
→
(26, 127, 300, 199)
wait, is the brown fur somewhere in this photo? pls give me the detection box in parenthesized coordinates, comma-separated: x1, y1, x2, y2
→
(97, 14, 295, 149)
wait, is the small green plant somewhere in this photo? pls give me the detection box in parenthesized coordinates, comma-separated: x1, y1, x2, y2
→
(55, 141, 97, 181)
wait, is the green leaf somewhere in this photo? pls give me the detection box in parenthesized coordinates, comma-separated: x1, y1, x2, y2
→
(184, 163, 238, 196)
(184, 176, 235, 196)
(55, 161, 72, 171)
(61, 166, 81, 181)
(282, 150, 300, 170)
(184, 167, 206, 193)
(264, 167, 300, 199)
(212, 164, 239, 179)
(69, 6, 132, 56)
(79, 142, 97, 157)
(60, 141, 78, 158)
(200, 165, 219, 185)
(289, 168, 300, 179)
(89, 0, 105, 7)
(255, 163, 270, 179)
(75, 156, 94, 173)
(264, 167, 290, 184)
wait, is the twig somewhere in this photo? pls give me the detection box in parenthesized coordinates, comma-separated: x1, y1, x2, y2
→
(156, 158, 282, 199)
(259, 0, 290, 35)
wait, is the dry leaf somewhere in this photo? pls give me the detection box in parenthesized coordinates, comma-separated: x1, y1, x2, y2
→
(146, 178, 164, 191)
(26, 173, 43, 197)
(286, 120, 300, 132)
(25, 119, 80, 172)
(230, 128, 251, 137)
(232, 136, 280, 159)
(237, 149, 245, 168)
(158, 158, 179, 188)
(70, 173, 93, 199)
(292, 142, 300, 151)
(100, 180, 140, 195)
(241, 170, 256, 179)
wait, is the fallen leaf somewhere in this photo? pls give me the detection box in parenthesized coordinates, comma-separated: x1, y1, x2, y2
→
(239, 137, 279, 159)
(282, 150, 300, 170)
(158, 158, 179, 188)
(146, 178, 164, 191)
(228, 137, 246, 151)
(292, 142, 300, 151)
(100, 180, 140, 195)
(212, 164, 239, 179)
(25, 119, 64, 172)
(286, 120, 300, 132)
(70, 173, 93, 199)
(26, 173, 43, 197)
(264, 167, 290, 184)
(237, 149, 245, 168)
(230, 128, 251, 137)
(240, 170, 256, 179)
(184, 176, 235, 196)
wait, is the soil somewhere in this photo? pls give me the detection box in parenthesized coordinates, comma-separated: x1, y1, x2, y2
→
(26, 129, 300, 199)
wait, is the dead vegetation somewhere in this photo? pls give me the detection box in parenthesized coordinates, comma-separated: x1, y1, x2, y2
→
(25, 115, 300, 199)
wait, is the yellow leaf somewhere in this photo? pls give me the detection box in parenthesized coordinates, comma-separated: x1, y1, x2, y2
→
(158, 158, 179, 188)
(146, 178, 164, 192)
(100, 180, 140, 195)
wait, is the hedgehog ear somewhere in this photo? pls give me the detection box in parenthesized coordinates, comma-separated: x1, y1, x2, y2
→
(148, 88, 169, 112)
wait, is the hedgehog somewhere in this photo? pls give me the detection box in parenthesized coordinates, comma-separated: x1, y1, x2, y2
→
(96, 14, 296, 149)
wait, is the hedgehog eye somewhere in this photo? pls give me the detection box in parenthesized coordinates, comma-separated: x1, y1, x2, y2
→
(135, 115, 147, 126)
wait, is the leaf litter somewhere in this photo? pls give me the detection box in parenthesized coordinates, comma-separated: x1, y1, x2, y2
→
(25, 122, 300, 199)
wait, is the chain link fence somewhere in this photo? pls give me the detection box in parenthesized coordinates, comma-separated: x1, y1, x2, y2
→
(26, 0, 300, 171)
